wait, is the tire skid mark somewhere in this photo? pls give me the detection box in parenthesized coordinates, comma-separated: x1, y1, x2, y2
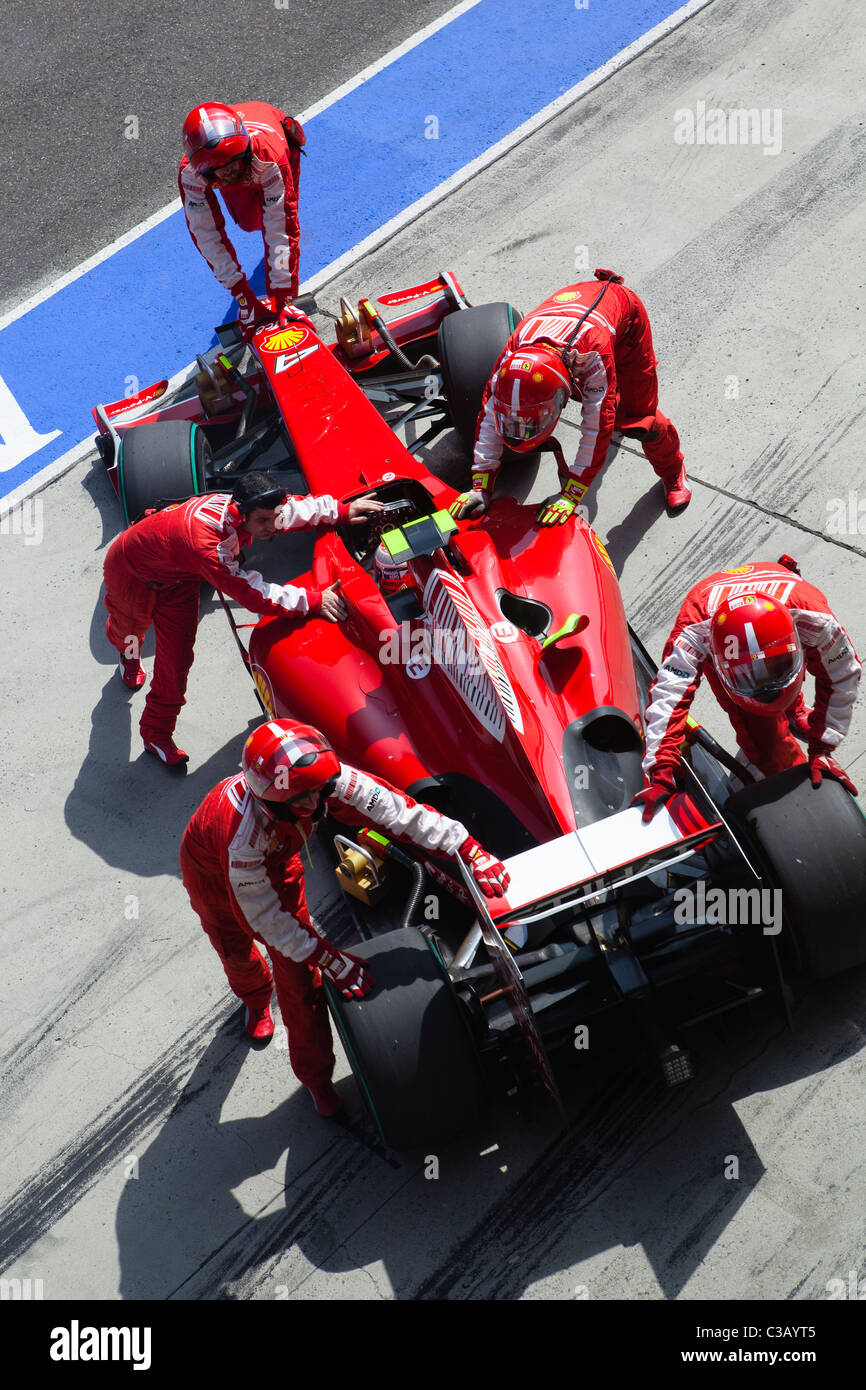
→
(0, 1006, 234, 1269)
(167, 1124, 407, 1300)
(1, 932, 133, 1087)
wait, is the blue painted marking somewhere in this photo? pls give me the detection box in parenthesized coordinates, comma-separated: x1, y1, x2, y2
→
(0, 0, 694, 501)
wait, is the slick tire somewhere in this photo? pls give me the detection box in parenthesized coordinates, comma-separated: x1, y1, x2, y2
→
(117, 420, 211, 526)
(438, 302, 522, 457)
(724, 764, 866, 979)
(325, 926, 484, 1149)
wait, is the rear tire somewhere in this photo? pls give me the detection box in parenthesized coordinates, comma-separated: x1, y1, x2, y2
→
(117, 420, 210, 525)
(325, 926, 485, 1149)
(724, 765, 866, 979)
(438, 302, 522, 456)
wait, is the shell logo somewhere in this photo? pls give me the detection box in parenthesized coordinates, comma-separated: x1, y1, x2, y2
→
(723, 565, 753, 575)
(251, 665, 276, 717)
(591, 530, 615, 572)
(532, 372, 544, 383)
(553, 291, 580, 303)
(260, 326, 309, 353)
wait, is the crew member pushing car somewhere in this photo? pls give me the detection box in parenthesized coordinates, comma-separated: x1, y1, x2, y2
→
(180, 718, 510, 1117)
(103, 471, 382, 765)
(634, 558, 861, 820)
(179, 101, 307, 337)
(451, 269, 690, 526)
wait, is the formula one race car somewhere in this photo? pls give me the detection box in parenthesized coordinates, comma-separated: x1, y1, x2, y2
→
(91, 270, 505, 524)
(92, 276, 866, 1151)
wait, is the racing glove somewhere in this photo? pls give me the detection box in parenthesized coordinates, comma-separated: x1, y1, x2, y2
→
(459, 836, 510, 898)
(807, 741, 858, 795)
(272, 288, 308, 322)
(232, 277, 275, 337)
(306, 936, 376, 999)
(449, 471, 494, 521)
(536, 477, 588, 528)
(631, 768, 678, 823)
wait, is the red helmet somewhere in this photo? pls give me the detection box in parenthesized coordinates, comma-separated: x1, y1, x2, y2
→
(709, 595, 804, 715)
(242, 720, 340, 818)
(490, 347, 572, 452)
(182, 103, 250, 174)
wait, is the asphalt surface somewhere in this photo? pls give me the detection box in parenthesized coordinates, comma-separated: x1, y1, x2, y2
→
(1, 0, 865, 1316)
(0, 0, 460, 310)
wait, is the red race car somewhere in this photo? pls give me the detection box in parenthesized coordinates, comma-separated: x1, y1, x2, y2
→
(93, 278, 866, 1149)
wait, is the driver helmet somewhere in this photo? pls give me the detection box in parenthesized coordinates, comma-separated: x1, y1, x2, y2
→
(242, 720, 340, 821)
(182, 103, 250, 177)
(709, 595, 804, 715)
(490, 346, 572, 452)
(373, 542, 409, 596)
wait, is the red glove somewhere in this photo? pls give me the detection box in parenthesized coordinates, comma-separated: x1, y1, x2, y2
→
(273, 288, 308, 322)
(631, 769, 678, 823)
(807, 742, 857, 794)
(232, 277, 275, 338)
(459, 836, 509, 898)
(306, 936, 376, 999)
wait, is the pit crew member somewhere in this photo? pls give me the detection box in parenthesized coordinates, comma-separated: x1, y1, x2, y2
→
(180, 719, 510, 1116)
(104, 471, 382, 765)
(451, 269, 690, 526)
(634, 558, 861, 820)
(180, 101, 307, 335)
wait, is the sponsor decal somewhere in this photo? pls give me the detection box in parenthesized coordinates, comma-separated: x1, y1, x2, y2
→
(590, 529, 615, 571)
(664, 665, 691, 679)
(422, 570, 523, 741)
(518, 358, 532, 372)
(260, 326, 309, 353)
(365, 786, 382, 813)
(552, 291, 580, 302)
(251, 665, 276, 717)
(490, 620, 520, 643)
(407, 654, 432, 679)
(723, 565, 754, 574)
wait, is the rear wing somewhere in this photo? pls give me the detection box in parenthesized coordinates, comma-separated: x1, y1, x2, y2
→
(491, 805, 724, 949)
(456, 803, 724, 1123)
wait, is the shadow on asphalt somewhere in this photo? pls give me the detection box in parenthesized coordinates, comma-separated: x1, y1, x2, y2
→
(107, 964, 866, 1301)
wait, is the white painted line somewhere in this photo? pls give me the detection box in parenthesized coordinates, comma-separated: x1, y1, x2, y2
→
(2, 0, 715, 514)
(300, 0, 484, 121)
(0, 0, 483, 334)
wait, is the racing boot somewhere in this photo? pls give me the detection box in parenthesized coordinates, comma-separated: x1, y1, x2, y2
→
(143, 736, 189, 767)
(662, 463, 692, 511)
(244, 1003, 275, 1044)
(307, 1081, 344, 1118)
(118, 655, 146, 689)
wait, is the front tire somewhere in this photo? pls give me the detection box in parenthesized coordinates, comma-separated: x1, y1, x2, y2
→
(325, 926, 485, 1149)
(117, 420, 210, 525)
(438, 302, 521, 456)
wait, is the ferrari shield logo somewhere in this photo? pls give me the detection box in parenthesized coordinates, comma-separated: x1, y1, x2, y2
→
(260, 326, 309, 353)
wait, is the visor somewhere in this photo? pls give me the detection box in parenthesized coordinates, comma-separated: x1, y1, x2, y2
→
(494, 399, 562, 446)
(719, 645, 803, 703)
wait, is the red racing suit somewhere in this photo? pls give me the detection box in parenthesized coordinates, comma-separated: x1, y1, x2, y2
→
(475, 274, 683, 494)
(642, 563, 861, 781)
(180, 765, 472, 1087)
(179, 101, 303, 298)
(104, 491, 344, 745)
